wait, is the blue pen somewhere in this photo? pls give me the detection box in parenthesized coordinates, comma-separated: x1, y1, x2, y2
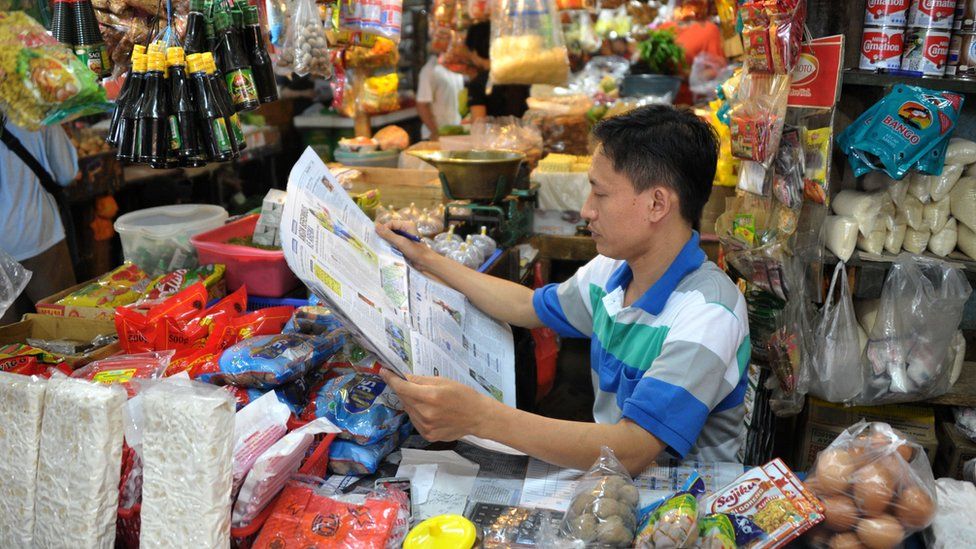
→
(392, 229, 422, 243)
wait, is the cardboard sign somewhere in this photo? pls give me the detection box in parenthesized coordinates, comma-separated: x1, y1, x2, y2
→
(789, 35, 845, 109)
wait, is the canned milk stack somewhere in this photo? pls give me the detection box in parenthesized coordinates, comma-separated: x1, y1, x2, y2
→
(900, 0, 954, 76)
(949, 0, 976, 78)
(860, 0, 911, 71)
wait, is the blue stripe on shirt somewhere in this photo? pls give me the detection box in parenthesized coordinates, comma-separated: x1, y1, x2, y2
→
(532, 284, 587, 339)
(622, 376, 710, 458)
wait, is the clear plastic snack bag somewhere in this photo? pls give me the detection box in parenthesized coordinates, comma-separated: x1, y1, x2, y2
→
(559, 447, 640, 547)
(489, 0, 569, 86)
(804, 421, 937, 549)
(810, 262, 863, 403)
(858, 254, 971, 405)
(339, 0, 404, 44)
(728, 72, 791, 169)
(0, 247, 30, 319)
(277, 0, 333, 78)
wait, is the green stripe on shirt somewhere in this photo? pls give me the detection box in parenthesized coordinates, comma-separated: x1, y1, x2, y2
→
(589, 284, 670, 372)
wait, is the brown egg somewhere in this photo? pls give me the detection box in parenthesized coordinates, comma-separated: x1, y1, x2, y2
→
(830, 532, 867, 549)
(817, 449, 857, 494)
(855, 516, 904, 549)
(853, 463, 895, 517)
(894, 485, 935, 529)
(895, 443, 915, 463)
(822, 495, 860, 531)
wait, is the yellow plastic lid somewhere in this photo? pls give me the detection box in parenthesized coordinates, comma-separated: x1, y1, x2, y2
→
(132, 53, 147, 73)
(166, 46, 185, 67)
(403, 515, 477, 549)
(132, 44, 147, 56)
(147, 51, 165, 72)
(186, 53, 205, 74)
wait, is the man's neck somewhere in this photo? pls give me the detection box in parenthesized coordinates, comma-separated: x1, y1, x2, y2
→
(623, 225, 693, 307)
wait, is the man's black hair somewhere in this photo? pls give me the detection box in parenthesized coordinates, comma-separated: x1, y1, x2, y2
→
(592, 105, 719, 231)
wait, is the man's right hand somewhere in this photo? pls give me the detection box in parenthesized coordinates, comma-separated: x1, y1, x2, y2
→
(376, 220, 433, 269)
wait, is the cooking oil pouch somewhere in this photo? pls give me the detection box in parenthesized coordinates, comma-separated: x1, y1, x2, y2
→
(839, 86, 963, 181)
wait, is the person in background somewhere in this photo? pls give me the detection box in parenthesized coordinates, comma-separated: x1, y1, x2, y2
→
(462, 20, 530, 120)
(0, 117, 78, 325)
(661, 0, 724, 105)
(417, 29, 465, 141)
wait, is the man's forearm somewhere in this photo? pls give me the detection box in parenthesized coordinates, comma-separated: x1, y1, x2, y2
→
(474, 398, 664, 476)
(417, 103, 439, 139)
(418, 250, 542, 328)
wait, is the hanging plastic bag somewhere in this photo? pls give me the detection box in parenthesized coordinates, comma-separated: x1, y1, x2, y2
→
(277, 0, 333, 78)
(0, 248, 30, 320)
(810, 262, 863, 403)
(489, 0, 569, 86)
(728, 73, 791, 168)
(339, 0, 403, 44)
(858, 254, 972, 405)
(355, 69, 399, 115)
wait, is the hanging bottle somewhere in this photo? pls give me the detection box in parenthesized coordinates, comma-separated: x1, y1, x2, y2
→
(108, 45, 146, 147)
(167, 47, 204, 166)
(136, 51, 170, 168)
(73, 0, 112, 77)
(203, 52, 246, 154)
(213, 8, 260, 111)
(187, 53, 233, 161)
(242, 5, 278, 103)
(185, 0, 209, 54)
(116, 50, 148, 162)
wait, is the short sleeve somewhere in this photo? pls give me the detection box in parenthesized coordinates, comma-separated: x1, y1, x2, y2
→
(42, 124, 79, 186)
(621, 300, 749, 458)
(466, 72, 489, 107)
(531, 256, 617, 339)
(417, 62, 434, 103)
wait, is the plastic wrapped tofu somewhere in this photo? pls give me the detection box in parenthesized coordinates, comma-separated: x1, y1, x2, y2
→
(34, 378, 125, 549)
(0, 372, 47, 548)
(140, 380, 236, 548)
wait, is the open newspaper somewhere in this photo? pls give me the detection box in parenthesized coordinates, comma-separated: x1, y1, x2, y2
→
(280, 148, 518, 407)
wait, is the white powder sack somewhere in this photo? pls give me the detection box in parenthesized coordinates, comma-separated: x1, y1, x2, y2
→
(945, 137, 976, 165)
(903, 227, 931, 254)
(0, 373, 47, 548)
(832, 190, 884, 237)
(928, 218, 958, 258)
(958, 222, 976, 260)
(900, 195, 926, 230)
(924, 197, 951, 233)
(825, 215, 858, 262)
(885, 222, 906, 254)
(950, 177, 976, 231)
(927, 164, 964, 202)
(140, 380, 235, 549)
(856, 227, 886, 255)
(33, 378, 125, 549)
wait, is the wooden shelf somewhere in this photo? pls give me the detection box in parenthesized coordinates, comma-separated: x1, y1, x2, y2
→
(926, 361, 976, 407)
(842, 70, 976, 94)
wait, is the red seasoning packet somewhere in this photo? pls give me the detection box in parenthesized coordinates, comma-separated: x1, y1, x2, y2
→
(701, 458, 824, 549)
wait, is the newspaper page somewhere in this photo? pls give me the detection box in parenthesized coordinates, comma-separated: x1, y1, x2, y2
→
(280, 147, 518, 407)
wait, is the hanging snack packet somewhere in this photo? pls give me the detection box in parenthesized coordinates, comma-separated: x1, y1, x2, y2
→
(339, 0, 404, 43)
(634, 473, 705, 548)
(728, 73, 791, 168)
(838, 86, 963, 181)
(202, 331, 345, 389)
(301, 372, 405, 445)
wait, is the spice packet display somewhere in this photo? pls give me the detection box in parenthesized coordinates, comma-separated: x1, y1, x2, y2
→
(634, 473, 705, 548)
(701, 458, 824, 549)
(802, 127, 831, 206)
(489, 0, 569, 86)
(57, 263, 150, 308)
(338, 0, 403, 44)
(200, 330, 345, 389)
(0, 343, 73, 378)
(232, 417, 342, 528)
(277, 0, 333, 78)
(301, 372, 406, 446)
(71, 350, 174, 397)
(133, 264, 226, 308)
(0, 11, 110, 131)
(328, 419, 412, 475)
(558, 447, 641, 547)
(728, 72, 791, 169)
(837, 86, 964, 181)
(803, 421, 937, 549)
(251, 477, 404, 548)
(739, 0, 806, 74)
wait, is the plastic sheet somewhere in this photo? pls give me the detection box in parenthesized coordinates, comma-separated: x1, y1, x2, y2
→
(0, 247, 30, 320)
(859, 255, 971, 405)
(810, 262, 863, 403)
(277, 0, 333, 78)
(924, 478, 976, 549)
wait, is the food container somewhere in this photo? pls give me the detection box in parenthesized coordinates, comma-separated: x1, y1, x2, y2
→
(190, 214, 300, 298)
(333, 148, 400, 168)
(407, 149, 526, 202)
(115, 204, 228, 277)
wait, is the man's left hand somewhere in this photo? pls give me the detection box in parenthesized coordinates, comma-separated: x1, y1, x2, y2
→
(379, 370, 489, 442)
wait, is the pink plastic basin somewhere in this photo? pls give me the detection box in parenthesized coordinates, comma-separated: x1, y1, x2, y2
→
(190, 214, 300, 297)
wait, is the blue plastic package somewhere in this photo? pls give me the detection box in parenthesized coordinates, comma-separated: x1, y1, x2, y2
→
(697, 513, 768, 548)
(204, 331, 345, 389)
(839, 85, 963, 180)
(301, 372, 405, 445)
(328, 421, 412, 475)
(282, 306, 344, 336)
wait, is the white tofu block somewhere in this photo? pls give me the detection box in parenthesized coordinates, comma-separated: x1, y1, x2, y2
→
(34, 378, 125, 549)
(0, 373, 47, 548)
(140, 381, 235, 549)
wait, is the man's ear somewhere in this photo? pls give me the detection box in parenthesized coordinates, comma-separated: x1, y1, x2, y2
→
(644, 186, 672, 224)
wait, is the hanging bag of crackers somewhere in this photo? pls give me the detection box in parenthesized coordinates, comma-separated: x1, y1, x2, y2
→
(740, 0, 807, 74)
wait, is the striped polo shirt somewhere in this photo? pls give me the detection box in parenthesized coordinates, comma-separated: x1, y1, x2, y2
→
(532, 232, 750, 462)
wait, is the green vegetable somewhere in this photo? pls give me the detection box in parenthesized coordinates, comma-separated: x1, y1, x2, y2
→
(227, 236, 280, 250)
(635, 29, 686, 76)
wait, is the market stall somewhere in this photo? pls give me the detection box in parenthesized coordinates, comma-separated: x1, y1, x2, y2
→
(4, 0, 976, 546)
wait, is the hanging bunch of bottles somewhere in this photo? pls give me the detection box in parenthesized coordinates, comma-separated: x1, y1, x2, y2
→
(50, 0, 113, 77)
(106, 0, 278, 168)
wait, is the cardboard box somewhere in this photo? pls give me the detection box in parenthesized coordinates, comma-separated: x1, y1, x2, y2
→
(334, 166, 444, 211)
(797, 398, 938, 470)
(935, 422, 976, 480)
(0, 314, 119, 368)
(36, 273, 226, 321)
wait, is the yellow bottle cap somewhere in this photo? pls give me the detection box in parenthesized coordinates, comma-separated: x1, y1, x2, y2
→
(147, 51, 166, 72)
(132, 53, 147, 73)
(132, 44, 147, 56)
(403, 515, 477, 549)
(186, 53, 205, 74)
(166, 46, 186, 67)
